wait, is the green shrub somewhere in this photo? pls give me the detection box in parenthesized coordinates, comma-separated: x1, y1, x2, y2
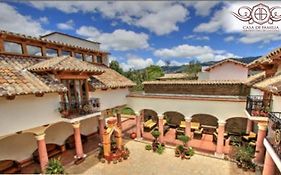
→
(178, 135, 190, 145)
(186, 147, 195, 156)
(156, 144, 165, 155)
(151, 130, 161, 140)
(45, 158, 65, 174)
(145, 144, 152, 150)
(177, 145, 185, 153)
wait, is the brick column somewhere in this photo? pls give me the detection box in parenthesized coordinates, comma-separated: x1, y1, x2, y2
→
(116, 110, 122, 129)
(135, 112, 141, 139)
(35, 133, 48, 172)
(72, 122, 85, 159)
(185, 117, 192, 138)
(140, 111, 144, 137)
(98, 115, 105, 142)
(246, 119, 253, 134)
(255, 122, 267, 164)
(263, 151, 276, 175)
(158, 115, 164, 143)
(216, 121, 226, 157)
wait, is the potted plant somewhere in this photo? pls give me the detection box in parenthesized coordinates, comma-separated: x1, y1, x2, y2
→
(151, 130, 161, 152)
(130, 132, 137, 139)
(178, 135, 190, 147)
(156, 144, 165, 155)
(145, 144, 152, 151)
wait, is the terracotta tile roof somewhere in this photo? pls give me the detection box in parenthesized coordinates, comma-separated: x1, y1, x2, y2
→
(247, 47, 281, 68)
(0, 30, 108, 54)
(143, 80, 243, 85)
(244, 72, 266, 86)
(28, 56, 104, 74)
(91, 66, 135, 89)
(159, 73, 194, 80)
(0, 54, 67, 97)
(253, 74, 281, 94)
(204, 58, 247, 71)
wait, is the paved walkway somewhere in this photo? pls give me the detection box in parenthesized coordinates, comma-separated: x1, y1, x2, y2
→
(66, 141, 254, 175)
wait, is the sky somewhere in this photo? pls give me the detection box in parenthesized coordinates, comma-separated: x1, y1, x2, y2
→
(1, 1, 281, 71)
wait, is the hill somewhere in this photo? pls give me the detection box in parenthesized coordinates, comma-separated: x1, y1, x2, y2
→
(161, 56, 260, 73)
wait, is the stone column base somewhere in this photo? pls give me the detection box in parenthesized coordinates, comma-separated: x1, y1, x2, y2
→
(74, 154, 87, 159)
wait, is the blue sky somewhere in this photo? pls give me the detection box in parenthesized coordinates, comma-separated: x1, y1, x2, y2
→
(1, 1, 281, 70)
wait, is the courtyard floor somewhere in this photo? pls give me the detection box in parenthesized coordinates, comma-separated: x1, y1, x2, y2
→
(66, 140, 254, 175)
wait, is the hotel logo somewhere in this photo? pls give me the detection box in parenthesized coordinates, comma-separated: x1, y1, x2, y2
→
(232, 3, 281, 32)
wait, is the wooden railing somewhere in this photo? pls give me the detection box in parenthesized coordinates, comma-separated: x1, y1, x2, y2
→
(59, 98, 100, 118)
(246, 95, 271, 117)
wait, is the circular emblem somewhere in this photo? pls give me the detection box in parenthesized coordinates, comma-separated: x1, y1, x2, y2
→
(83, 104, 92, 112)
(251, 3, 271, 25)
(275, 129, 281, 145)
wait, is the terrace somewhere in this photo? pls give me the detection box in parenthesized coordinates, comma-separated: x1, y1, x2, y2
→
(245, 95, 271, 120)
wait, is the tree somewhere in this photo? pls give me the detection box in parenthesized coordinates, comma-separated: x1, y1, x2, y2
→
(184, 60, 201, 76)
(109, 60, 124, 75)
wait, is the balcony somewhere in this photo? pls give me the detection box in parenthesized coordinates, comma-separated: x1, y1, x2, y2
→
(267, 112, 281, 161)
(59, 98, 100, 119)
(245, 95, 271, 119)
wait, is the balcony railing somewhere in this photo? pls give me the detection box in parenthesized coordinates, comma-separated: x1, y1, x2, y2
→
(59, 98, 100, 118)
(246, 95, 271, 117)
(267, 112, 281, 159)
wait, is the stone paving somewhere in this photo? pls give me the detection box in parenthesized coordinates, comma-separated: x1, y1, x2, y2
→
(66, 141, 255, 175)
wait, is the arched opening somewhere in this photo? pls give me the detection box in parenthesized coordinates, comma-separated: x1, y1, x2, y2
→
(191, 114, 218, 139)
(163, 111, 185, 139)
(225, 117, 247, 135)
(0, 133, 37, 173)
(191, 114, 218, 127)
(142, 109, 158, 132)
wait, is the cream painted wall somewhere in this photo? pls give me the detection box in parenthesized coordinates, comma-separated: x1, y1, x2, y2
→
(208, 62, 248, 80)
(272, 95, 281, 112)
(81, 117, 99, 135)
(127, 96, 247, 121)
(45, 122, 73, 145)
(90, 88, 129, 110)
(0, 133, 37, 161)
(0, 93, 62, 137)
(250, 88, 264, 96)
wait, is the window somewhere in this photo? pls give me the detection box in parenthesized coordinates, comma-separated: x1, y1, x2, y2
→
(46, 48, 58, 57)
(84, 54, 93, 62)
(62, 50, 71, 56)
(97, 56, 103, 64)
(27, 45, 42, 56)
(4, 41, 23, 54)
(75, 53, 83, 60)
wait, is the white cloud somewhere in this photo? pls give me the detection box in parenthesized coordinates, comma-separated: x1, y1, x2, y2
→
(239, 32, 281, 44)
(0, 3, 47, 36)
(224, 36, 234, 42)
(183, 1, 220, 16)
(154, 44, 239, 62)
(76, 26, 149, 51)
(57, 20, 74, 30)
(39, 16, 49, 24)
(156, 60, 166, 67)
(183, 35, 209, 41)
(120, 54, 154, 71)
(29, 1, 188, 35)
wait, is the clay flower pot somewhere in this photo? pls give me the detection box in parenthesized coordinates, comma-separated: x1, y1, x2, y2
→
(130, 132, 137, 139)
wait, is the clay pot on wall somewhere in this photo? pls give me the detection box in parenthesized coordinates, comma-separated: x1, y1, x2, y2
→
(130, 132, 137, 139)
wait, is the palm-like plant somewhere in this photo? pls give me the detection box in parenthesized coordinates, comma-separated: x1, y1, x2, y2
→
(45, 158, 65, 174)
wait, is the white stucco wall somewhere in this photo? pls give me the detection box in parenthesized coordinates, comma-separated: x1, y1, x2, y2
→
(90, 88, 130, 110)
(0, 133, 37, 161)
(272, 95, 281, 112)
(250, 88, 264, 96)
(45, 122, 73, 145)
(127, 96, 247, 121)
(42, 33, 100, 50)
(80, 117, 99, 135)
(208, 62, 248, 80)
(197, 72, 209, 80)
(0, 93, 62, 136)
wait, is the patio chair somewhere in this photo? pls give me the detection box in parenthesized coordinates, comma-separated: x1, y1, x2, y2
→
(191, 122, 200, 131)
(193, 128, 203, 140)
(179, 121, 186, 128)
(242, 131, 257, 142)
(143, 119, 157, 132)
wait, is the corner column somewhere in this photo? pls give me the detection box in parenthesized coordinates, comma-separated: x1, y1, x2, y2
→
(35, 133, 48, 172)
(158, 115, 164, 143)
(72, 122, 86, 159)
(140, 111, 144, 137)
(116, 110, 122, 129)
(135, 112, 141, 139)
(98, 112, 106, 142)
(246, 119, 253, 134)
(215, 121, 226, 157)
(262, 151, 276, 175)
(255, 122, 267, 164)
(185, 117, 192, 138)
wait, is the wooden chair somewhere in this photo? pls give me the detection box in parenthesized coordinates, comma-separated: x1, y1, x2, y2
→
(193, 128, 203, 140)
(0, 160, 21, 174)
(242, 132, 257, 142)
(143, 119, 157, 132)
